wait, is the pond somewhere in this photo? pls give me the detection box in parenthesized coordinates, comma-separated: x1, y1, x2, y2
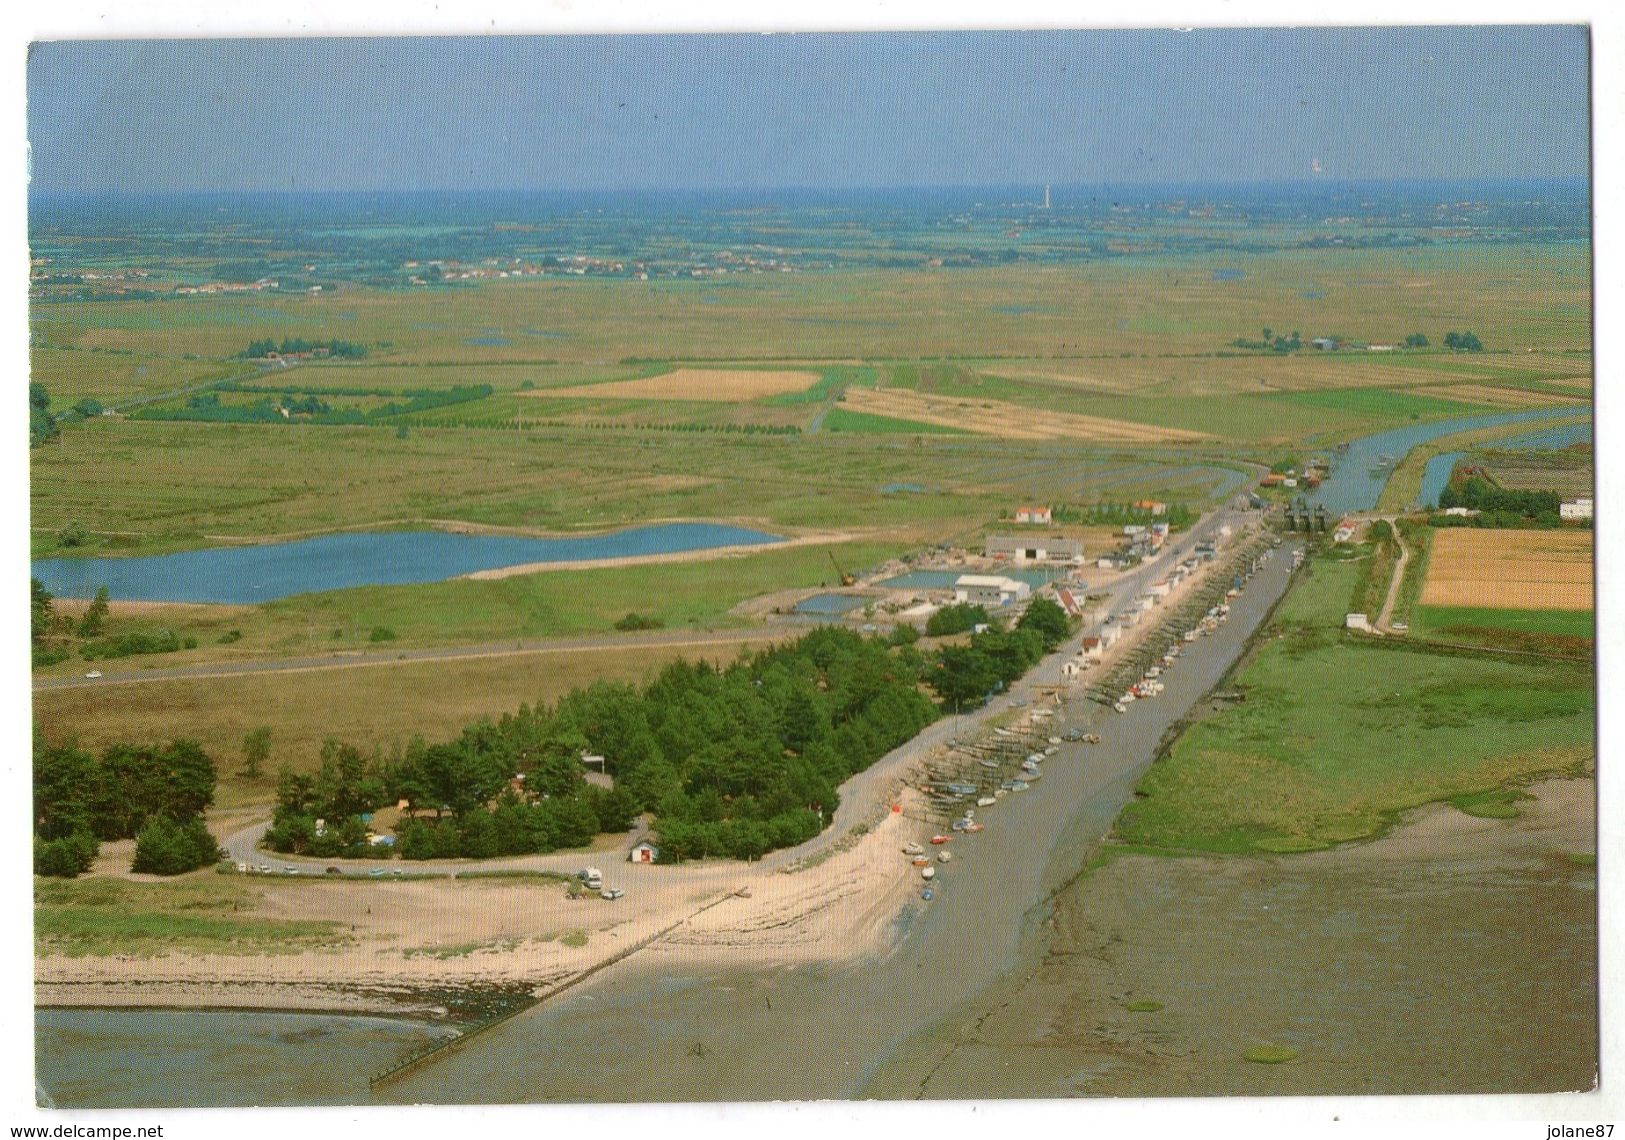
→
(31, 523, 784, 605)
(792, 592, 871, 616)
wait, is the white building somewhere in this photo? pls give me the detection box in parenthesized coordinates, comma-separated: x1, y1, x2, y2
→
(953, 574, 1031, 606)
(1561, 498, 1593, 521)
(1345, 613, 1372, 632)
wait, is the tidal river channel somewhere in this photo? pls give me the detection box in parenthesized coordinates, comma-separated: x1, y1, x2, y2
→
(39, 527, 1300, 1108)
(373, 536, 1303, 1103)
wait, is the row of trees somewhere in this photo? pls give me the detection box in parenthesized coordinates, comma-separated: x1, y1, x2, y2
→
(30, 383, 58, 446)
(135, 384, 492, 426)
(34, 736, 218, 877)
(40, 606, 1072, 875)
(1053, 501, 1195, 529)
(1438, 473, 1563, 522)
(1433, 472, 1572, 529)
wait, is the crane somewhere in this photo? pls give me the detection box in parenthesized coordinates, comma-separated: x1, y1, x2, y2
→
(827, 551, 857, 587)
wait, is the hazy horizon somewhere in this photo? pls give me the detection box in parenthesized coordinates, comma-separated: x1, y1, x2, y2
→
(27, 27, 1590, 195)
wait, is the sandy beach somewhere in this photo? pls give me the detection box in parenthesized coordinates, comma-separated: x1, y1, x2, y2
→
(459, 528, 860, 580)
(37, 793, 931, 1016)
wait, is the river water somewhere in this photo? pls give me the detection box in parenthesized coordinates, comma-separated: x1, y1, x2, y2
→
(1417, 417, 1594, 509)
(34, 1009, 456, 1108)
(35, 526, 1300, 1108)
(1303, 406, 1590, 516)
(30, 522, 784, 604)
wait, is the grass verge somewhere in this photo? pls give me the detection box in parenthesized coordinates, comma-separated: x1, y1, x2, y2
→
(35, 876, 349, 957)
(1113, 555, 1595, 855)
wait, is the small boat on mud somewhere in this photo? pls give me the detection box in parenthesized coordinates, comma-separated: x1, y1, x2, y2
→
(977, 796, 997, 807)
(921, 886, 934, 901)
(930, 834, 950, 845)
(920, 865, 936, 880)
(937, 850, 953, 863)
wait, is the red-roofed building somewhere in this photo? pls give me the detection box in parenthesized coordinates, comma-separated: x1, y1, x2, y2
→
(1015, 505, 1053, 525)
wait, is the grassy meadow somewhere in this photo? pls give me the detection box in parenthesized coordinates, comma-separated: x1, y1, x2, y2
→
(1112, 554, 1595, 855)
(35, 876, 349, 957)
(34, 635, 795, 808)
(29, 233, 1595, 813)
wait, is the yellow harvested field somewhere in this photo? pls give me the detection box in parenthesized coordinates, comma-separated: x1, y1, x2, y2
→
(1411, 384, 1590, 409)
(531, 368, 819, 402)
(1421, 529, 1593, 610)
(841, 386, 1208, 442)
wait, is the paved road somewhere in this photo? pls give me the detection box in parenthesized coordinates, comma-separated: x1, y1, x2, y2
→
(34, 626, 799, 693)
(222, 505, 1265, 879)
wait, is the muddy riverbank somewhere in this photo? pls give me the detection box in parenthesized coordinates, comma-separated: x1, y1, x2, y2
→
(865, 777, 1597, 1098)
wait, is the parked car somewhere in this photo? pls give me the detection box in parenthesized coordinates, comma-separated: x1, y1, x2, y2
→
(83, 671, 102, 679)
(325, 866, 342, 876)
(600, 888, 625, 901)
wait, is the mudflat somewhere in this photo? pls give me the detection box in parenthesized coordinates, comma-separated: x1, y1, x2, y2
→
(868, 777, 1596, 1098)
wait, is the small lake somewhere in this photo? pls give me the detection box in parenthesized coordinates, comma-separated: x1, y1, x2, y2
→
(31, 523, 784, 605)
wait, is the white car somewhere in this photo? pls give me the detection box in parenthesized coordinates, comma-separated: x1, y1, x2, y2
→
(84, 671, 102, 679)
(600, 888, 625, 900)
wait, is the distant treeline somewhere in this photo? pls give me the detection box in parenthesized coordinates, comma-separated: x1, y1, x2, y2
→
(239, 338, 368, 359)
(130, 384, 492, 426)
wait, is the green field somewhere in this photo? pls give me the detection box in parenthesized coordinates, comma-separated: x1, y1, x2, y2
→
(35, 876, 349, 957)
(1113, 555, 1595, 855)
(1414, 604, 1596, 643)
(1270, 386, 1490, 419)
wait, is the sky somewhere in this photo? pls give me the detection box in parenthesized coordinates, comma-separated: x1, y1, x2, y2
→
(25, 25, 1593, 195)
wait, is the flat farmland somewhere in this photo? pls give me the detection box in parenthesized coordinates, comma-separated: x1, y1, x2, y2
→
(34, 244, 1591, 375)
(27, 346, 238, 405)
(31, 415, 1254, 552)
(537, 367, 820, 401)
(839, 386, 1209, 443)
(1420, 529, 1593, 611)
(1409, 383, 1588, 409)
